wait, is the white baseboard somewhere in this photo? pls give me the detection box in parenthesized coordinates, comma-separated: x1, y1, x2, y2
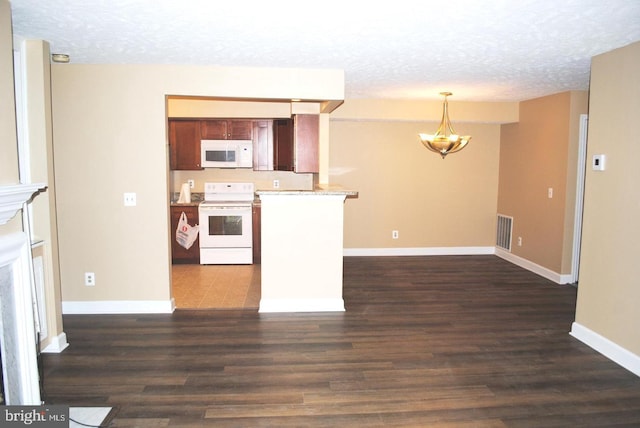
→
(570, 322, 640, 377)
(62, 299, 175, 314)
(344, 246, 495, 257)
(259, 298, 345, 313)
(41, 332, 69, 354)
(495, 248, 572, 284)
(344, 246, 572, 285)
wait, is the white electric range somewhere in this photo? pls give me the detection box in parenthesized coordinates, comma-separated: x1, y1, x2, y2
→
(198, 182, 254, 264)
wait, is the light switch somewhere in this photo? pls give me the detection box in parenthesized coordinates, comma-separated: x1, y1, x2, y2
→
(592, 154, 606, 171)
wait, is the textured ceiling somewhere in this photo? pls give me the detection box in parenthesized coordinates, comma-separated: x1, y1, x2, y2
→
(9, 0, 640, 101)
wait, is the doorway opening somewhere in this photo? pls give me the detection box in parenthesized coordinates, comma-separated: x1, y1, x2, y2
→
(570, 114, 588, 285)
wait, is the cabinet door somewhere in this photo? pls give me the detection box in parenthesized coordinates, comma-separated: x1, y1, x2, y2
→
(252, 203, 261, 264)
(169, 120, 202, 170)
(228, 120, 253, 140)
(170, 206, 200, 264)
(294, 114, 319, 173)
(252, 120, 274, 171)
(273, 119, 294, 171)
(200, 120, 228, 139)
(201, 120, 253, 139)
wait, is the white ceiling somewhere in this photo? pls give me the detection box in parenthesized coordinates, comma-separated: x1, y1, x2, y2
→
(9, 0, 640, 102)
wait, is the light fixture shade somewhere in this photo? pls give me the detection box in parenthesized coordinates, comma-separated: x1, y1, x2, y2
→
(419, 92, 471, 159)
(51, 53, 70, 63)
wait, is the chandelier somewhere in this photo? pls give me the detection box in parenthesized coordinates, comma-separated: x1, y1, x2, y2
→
(418, 92, 471, 159)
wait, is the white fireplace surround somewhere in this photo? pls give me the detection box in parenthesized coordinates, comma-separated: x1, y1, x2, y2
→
(0, 183, 46, 405)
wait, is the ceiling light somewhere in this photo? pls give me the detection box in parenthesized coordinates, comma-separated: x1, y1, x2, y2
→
(51, 53, 70, 63)
(418, 92, 471, 159)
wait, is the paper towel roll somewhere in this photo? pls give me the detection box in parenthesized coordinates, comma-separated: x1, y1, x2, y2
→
(178, 182, 191, 203)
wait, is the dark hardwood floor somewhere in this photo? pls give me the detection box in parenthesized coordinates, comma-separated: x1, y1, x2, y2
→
(42, 256, 640, 427)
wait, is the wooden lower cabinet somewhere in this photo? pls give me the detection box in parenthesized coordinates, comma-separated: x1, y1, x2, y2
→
(170, 205, 200, 264)
(252, 202, 261, 264)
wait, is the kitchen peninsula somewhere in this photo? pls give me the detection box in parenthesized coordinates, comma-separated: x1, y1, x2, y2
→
(256, 186, 357, 312)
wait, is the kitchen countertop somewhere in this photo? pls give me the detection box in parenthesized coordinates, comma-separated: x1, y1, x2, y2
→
(171, 186, 358, 206)
(255, 185, 358, 197)
(170, 202, 200, 207)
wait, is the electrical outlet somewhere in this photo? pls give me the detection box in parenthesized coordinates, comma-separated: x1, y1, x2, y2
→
(84, 272, 95, 286)
(187, 179, 195, 188)
(517, 237, 522, 247)
(392, 230, 399, 239)
(273, 179, 280, 189)
(548, 188, 553, 198)
(124, 192, 136, 206)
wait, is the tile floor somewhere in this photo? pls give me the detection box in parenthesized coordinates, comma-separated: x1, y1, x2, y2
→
(70, 407, 114, 428)
(171, 264, 261, 309)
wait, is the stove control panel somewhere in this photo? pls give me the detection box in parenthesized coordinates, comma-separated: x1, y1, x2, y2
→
(203, 182, 255, 202)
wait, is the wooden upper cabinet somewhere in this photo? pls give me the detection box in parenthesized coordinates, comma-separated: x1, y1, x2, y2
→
(169, 120, 202, 170)
(273, 116, 319, 173)
(253, 120, 274, 171)
(274, 119, 294, 171)
(200, 120, 227, 139)
(168, 117, 317, 172)
(201, 120, 253, 140)
(229, 120, 253, 140)
(293, 114, 319, 173)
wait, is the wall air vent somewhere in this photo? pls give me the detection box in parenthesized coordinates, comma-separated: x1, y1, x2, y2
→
(496, 214, 513, 252)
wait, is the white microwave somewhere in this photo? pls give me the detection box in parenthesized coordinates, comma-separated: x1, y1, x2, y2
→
(201, 140, 253, 168)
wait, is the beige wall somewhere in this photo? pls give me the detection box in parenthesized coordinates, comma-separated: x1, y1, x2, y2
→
(20, 39, 65, 349)
(331, 98, 519, 123)
(497, 91, 588, 274)
(1, 0, 18, 184)
(0, 0, 21, 234)
(575, 41, 640, 356)
(330, 99, 516, 249)
(168, 98, 292, 118)
(50, 64, 343, 305)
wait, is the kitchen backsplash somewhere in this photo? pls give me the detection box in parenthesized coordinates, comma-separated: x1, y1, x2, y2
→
(171, 169, 314, 193)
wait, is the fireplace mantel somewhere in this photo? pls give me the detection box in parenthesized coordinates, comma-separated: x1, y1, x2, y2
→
(0, 183, 47, 225)
(0, 182, 46, 405)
